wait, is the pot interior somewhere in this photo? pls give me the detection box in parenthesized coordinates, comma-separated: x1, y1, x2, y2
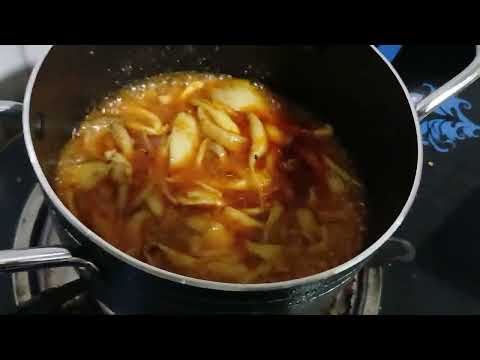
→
(28, 45, 419, 253)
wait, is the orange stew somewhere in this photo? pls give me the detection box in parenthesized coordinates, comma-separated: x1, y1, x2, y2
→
(55, 72, 366, 283)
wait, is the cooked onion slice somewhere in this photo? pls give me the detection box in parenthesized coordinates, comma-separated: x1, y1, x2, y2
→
(210, 79, 269, 112)
(169, 112, 200, 171)
(62, 162, 111, 191)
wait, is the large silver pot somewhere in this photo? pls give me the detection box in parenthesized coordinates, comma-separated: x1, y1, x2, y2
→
(1, 45, 479, 314)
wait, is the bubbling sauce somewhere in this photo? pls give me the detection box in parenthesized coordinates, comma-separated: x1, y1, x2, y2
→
(55, 72, 366, 283)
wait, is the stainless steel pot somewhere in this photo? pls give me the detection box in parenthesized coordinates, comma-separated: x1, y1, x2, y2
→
(1, 45, 479, 314)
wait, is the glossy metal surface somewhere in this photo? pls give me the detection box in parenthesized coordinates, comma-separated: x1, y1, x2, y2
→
(0, 246, 97, 273)
(0, 100, 22, 113)
(416, 45, 480, 120)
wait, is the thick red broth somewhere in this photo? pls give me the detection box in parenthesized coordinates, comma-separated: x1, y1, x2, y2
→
(55, 72, 366, 283)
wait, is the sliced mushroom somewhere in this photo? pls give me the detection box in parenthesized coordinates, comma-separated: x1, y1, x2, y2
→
(185, 214, 213, 233)
(195, 139, 210, 168)
(131, 184, 154, 208)
(323, 155, 361, 187)
(205, 261, 250, 282)
(125, 210, 151, 246)
(117, 183, 129, 210)
(201, 222, 235, 251)
(248, 113, 268, 172)
(195, 139, 229, 169)
(121, 105, 167, 135)
(296, 208, 322, 243)
(80, 117, 115, 158)
(313, 124, 334, 138)
(180, 81, 204, 99)
(241, 207, 266, 216)
(326, 171, 346, 194)
(105, 150, 132, 183)
(194, 181, 223, 197)
(191, 99, 240, 134)
(158, 95, 173, 105)
(265, 123, 290, 145)
(176, 188, 224, 207)
(62, 190, 78, 216)
(198, 108, 247, 152)
(263, 202, 284, 242)
(161, 181, 178, 204)
(208, 142, 228, 161)
(110, 122, 134, 157)
(246, 241, 283, 263)
(223, 207, 263, 229)
(208, 178, 251, 191)
(154, 243, 199, 269)
(145, 190, 165, 217)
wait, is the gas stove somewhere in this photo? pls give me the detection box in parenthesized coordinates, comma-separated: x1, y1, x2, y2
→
(1, 45, 479, 314)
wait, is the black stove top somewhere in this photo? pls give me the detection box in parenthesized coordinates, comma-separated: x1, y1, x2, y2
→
(1, 45, 480, 314)
(379, 45, 480, 314)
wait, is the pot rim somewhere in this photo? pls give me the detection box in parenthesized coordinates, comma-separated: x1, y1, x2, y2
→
(22, 45, 423, 292)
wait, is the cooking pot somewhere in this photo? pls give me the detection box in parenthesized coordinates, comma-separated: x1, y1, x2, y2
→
(1, 45, 479, 314)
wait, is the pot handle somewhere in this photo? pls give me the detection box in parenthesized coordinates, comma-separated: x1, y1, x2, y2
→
(0, 100, 22, 116)
(0, 101, 100, 313)
(368, 237, 416, 267)
(414, 45, 480, 120)
(0, 247, 98, 274)
(0, 247, 99, 314)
